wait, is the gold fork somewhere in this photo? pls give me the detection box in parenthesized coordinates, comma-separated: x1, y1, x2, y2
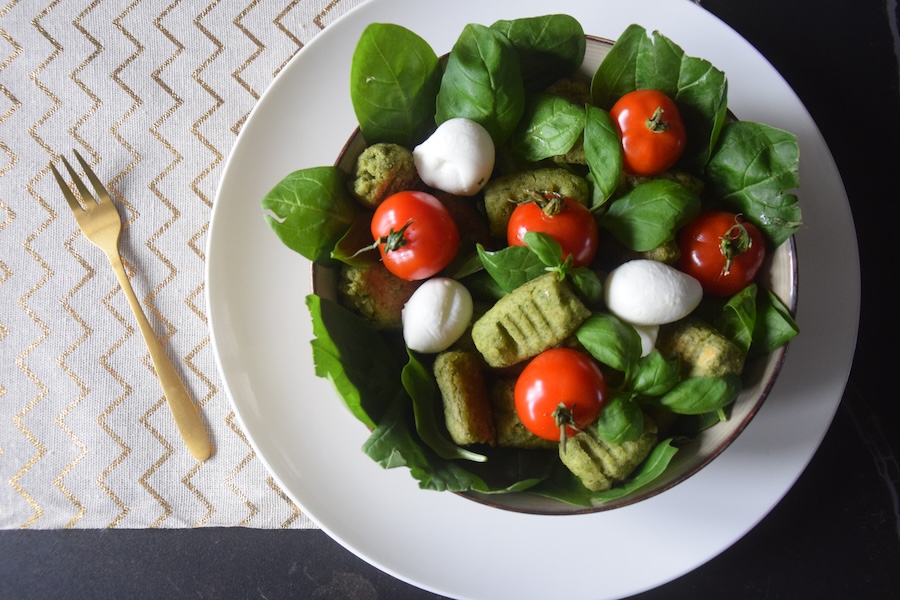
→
(51, 150, 212, 461)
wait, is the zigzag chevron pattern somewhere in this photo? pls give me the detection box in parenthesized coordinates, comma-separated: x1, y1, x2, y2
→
(0, 0, 365, 529)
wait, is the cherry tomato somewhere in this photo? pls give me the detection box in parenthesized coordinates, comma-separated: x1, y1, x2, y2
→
(609, 89, 687, 176)
(370, 191, 460, 281)
(676, 211, 766, 297)
(507, 195, 599, 267)
(514, 348, 607, 442)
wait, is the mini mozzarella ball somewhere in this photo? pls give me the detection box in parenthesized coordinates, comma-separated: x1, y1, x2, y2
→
(402, 277, 473, 353)
(413, 118, 495, 196)
(604, 260, 703, 326)
(632, 323, 660, 357)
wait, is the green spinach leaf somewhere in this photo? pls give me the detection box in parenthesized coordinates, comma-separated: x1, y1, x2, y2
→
(307, 295, 403, 429)
(350, 23, 442, 146)
(491, 14, 585, 92)
(402, 351, 487, 463)
(436, 23, 525, 145)
(512, 94, 585, 162)
(705, 120, 801, 246)
(261, 167, 357, 264)
(599, 179, 701, 252)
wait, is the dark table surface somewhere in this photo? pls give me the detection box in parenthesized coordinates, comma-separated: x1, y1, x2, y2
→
(3, 1, 898, 598)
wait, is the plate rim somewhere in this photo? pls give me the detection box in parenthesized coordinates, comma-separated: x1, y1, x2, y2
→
(205, 1, 860, 598)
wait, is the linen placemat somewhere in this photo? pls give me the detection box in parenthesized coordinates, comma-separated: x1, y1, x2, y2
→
(1, 0, 368, 529)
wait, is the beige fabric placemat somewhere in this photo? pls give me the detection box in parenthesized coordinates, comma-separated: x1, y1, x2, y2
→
(1, 0, 368, 529)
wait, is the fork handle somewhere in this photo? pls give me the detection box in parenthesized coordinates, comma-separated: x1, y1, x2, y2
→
(106, 250, 213, 461)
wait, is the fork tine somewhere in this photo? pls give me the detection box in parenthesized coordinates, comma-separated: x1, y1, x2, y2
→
(59, 154, 97, 207)
(72, 149, 111, 203)
(49, 161, 85, 214)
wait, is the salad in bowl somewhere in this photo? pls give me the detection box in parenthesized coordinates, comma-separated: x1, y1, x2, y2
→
(260, 14, 800, 514)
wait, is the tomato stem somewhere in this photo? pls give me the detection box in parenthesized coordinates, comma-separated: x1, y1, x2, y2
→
(719, 219, 752, 275)
(645, 107, 670, 133)
(516, 190, 566, 217)
(552, 402, 577, 454)
(352, 219, 414, 258)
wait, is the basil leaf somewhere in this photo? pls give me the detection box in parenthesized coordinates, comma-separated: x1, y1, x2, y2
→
(590, 24, 728, 168)
(575, 312, 642, 374)
(512, 94, 585, 162)
(596, 393, 644, 444)
(716, 284, 758, 354)
(658, 375, 741, 415)
(568, 267, 604, 307)
(476, 243, 546, 293)
(523, 230, 564, 267)
(749, 289, 800, 359)
(307, 295, 403, 429)
(706, 120, 802, 246)
(436, 23, 525, 145)
(350, 23, 442, 146)
(583, 105, 623, 207)
(262, 167, 357, 264)
(591, 438, 679, 501)
(491, 14, 586, 92)
(631, 350, 680, 397)
(599, 179, 701, 252)
(402, 351, 487, 463)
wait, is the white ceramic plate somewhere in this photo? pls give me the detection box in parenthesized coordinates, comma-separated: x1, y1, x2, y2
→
(206, 1, 859, 598)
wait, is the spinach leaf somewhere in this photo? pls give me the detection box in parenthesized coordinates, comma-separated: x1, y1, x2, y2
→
(491, 14, 585, 92)
(590, 438, 679, 502)
(583, 105, 623, 207)
(350, 23, 442, 146)
(436, 23, 525, 145)
(512, 94, 585, 162)
(658, 374, 741, 415)
(599, 179, 701, 252)
(749, 289, 800, 359)
(575, 312, 642, 375)
(705, 120, 802, 246)
(402, 351, 486, 463)
(590, 24, 728, 169)
(261, 167, 357, 264)
(306, 295, 404, 429)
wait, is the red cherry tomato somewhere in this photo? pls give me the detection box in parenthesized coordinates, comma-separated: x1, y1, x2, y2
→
(676, 211, 767, 297)
(609, 89, 687, 176)
(370, 191, 460, 281)
(514, 348, 607, 442)
(507, 195, 599, 267)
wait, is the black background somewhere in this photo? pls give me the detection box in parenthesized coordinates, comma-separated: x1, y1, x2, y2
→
(3, 1, 898, 598)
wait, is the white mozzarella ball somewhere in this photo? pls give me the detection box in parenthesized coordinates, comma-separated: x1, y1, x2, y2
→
(413, 118, 495, 196)
(402, 277, 473, 353)
(604, 260, 703, 326)
(632, 323, 660, 357)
